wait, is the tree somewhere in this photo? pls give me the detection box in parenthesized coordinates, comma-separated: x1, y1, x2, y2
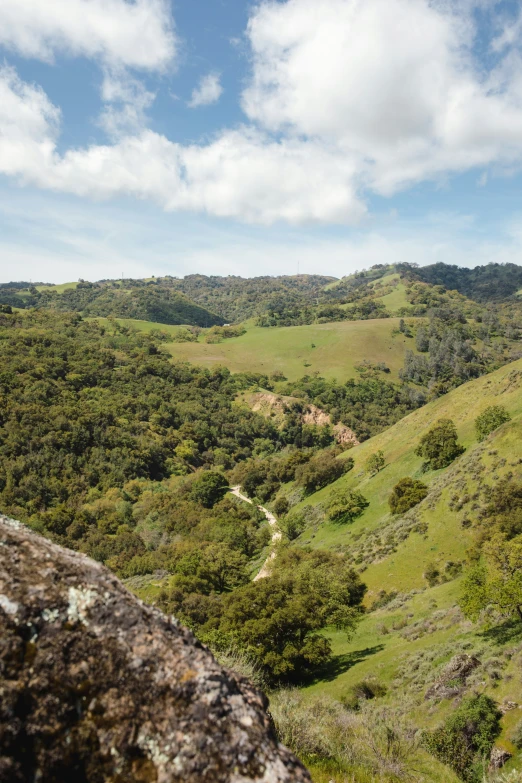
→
(327, 488, 369, 524)
(388, 477, 428, 515)
(423, 694, 502, 782)
(460, 533, 522, 623)
(294, 453, 352, 494)
(415, 418, 464, 470)
(190, 472, 229, 508)
(201, 548, 366, 684)
(475, 405, 511, 442)
(365, 450, 385, 476)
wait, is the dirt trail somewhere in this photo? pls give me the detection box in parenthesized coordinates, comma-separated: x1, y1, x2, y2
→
(230, 486, 282, 581)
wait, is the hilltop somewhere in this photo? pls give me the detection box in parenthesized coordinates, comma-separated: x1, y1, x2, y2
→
(3, 262, 522, 330)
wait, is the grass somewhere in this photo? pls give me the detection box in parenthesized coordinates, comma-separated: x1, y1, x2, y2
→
(376, 282, 410, 312)
(87, 317, 194, 335)
(289, 357, 522, 594)
(35, 281, 79, 293)
(164, 317, 418, 382)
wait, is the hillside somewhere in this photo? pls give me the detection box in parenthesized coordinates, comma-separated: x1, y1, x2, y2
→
(406, 262, 522, 302)
(165, 318, 419, 382)
(285, 357, 522, 590)
(0, 279, 224, 327)
(262, 359, 522, 777)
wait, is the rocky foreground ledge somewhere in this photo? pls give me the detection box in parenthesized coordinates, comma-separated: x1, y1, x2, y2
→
(0, 515, 310, 783)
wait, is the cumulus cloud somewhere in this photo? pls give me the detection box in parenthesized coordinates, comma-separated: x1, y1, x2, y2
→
(0, 0, 176, 70)
(188, 73, 223, 108)
(98, 70, 156, 138)
(2, 0, 522, 225)
(0, 67, 364, 224)
(243, 0, 522, 194)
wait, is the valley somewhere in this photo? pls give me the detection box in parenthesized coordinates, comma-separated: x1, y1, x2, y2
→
(1, 262, 522, 783)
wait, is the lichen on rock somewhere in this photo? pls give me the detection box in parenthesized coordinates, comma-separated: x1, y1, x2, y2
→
(0, 514, 310, 783)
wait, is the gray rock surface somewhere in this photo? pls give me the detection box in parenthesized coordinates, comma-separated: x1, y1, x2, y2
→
(0, 515, 310, 783)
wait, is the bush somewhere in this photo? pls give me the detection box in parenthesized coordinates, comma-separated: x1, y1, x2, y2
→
(340, 680, 387, 711)
(415, 418, 464, 470)
(475, 405, 511, 442)
(271, 689, 421, 781)
(327, 488, 369, 524)
(424, 562, 440, 587)
(511, 719, 522, 750)
(388, 477, 428, 514)
(423, 694, 502, 782)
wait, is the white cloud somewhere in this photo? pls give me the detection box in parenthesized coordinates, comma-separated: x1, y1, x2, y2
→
(188, 73, 223, 108)
(243, 0, 522, 195)
(98, 70, 156, 138)
(0, 67, 365, 224)
(2, 187, 522, 285)
(0, 0, 176, 70)
(2, 1, 522, 226)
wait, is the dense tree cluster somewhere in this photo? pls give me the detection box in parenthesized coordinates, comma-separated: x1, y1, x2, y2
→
(0, 311, 279, 545)
(158, 547, 367, 684)
(281, 373, 426, 441)
(402, 261, 522, 303)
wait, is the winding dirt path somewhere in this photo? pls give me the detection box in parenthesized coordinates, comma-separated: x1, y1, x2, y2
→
(230, 486, 282, 581)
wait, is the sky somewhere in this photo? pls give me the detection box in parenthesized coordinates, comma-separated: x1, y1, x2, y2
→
(1, 0, 522, 283)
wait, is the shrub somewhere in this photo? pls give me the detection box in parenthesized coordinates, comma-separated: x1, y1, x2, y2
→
(388, 477, 428, 514)
(365, 450, 385, 475)
(415, 418, 464, 470)
(273, 496, 290, 516)
(423, 694, 502, 782)
(424, 562, 440, 587)
(511, 719, 522, 749)
(271, 690, 420, 780)
(475, 405, 511, 442)
(327, 488, 369, 524)
(340, 680, 387, 711)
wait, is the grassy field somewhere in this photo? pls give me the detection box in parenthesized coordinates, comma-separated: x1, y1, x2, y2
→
(35, 281, 79, 293)
(164, 318, 418, 382)
(376, 282, 410, 312)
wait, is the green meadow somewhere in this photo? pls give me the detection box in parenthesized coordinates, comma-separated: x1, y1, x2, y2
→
(164, 317, 418, 381)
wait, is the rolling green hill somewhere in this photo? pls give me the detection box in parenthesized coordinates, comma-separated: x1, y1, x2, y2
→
(164, 317, 419, 382)
(286, 357, 522, 591)
(0, 279, 224, 327)
(272, 359, 522, 778)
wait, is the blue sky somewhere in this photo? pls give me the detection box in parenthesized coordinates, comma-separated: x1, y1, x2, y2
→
(1, 0, 522, 283)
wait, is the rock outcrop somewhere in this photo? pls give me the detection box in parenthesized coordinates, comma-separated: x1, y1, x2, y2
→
(0, 515, 310, 783)
(424, 653, 481, 701)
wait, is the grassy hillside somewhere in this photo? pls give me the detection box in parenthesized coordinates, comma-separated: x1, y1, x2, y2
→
(276, 360, 522, 779)
(165, 317, 418, 382)
(287, 357, 522, 592)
